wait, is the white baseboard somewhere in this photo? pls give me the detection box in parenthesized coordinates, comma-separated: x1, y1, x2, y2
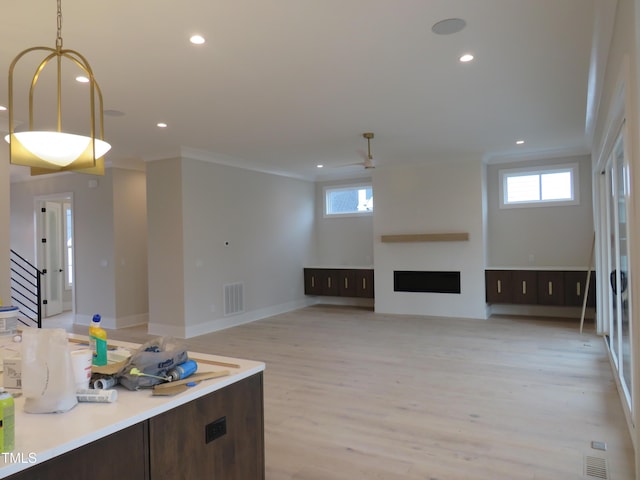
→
(305, 296, 374, 308)
(146, 323, 188, 338)
(75, 312, 148, 330)
(148, 298, 317, 339)
(487, 304, 596, 319)
(114, 313, 148, 329)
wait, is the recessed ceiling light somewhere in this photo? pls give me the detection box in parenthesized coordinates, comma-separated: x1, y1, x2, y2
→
(75, 76, 89, 83)
(317, 164, 324, 169)
(432, 18, 466, 35)
(190, 35, 205, 45)
(157, 122, 168, 128)
(516, 140, 525, 145)
(459, 54, 474, 63)
(0, 105, 6, 111)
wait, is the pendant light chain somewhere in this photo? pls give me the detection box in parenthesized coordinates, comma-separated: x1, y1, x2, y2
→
(56, 0, 63, 51)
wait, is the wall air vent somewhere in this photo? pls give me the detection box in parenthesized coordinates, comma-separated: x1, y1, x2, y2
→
(224, 282, 244, 316)
(584, 455, 608, 479)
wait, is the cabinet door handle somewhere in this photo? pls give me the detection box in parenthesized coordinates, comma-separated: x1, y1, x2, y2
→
(522, 281, 527, 295)
(576, 282, 581, 297)
(328, 277, 332, 288)
(311, 276, 315, 288)
(362, 278, 366, 290)
(497, 280, 502, 294)
(548, 281, 553, 296)
(344, 278, 348, 289)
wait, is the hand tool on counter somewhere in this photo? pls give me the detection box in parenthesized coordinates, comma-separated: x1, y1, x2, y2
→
(152, 370, 230, 396)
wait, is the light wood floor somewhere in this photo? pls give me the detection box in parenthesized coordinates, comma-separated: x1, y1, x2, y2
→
(54, 306, 635, 479)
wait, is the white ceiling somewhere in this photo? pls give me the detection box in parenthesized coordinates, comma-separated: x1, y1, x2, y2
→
(1, 0, 615, 182)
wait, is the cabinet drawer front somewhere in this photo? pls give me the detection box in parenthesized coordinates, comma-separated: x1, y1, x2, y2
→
(6, 423, 149, 480)
(356, 270, 375, 298)
(339, 270, 357, 296)
(512, 271, 537, 304)
(485, 270, 513, 303)
(536, 272, 564, 305)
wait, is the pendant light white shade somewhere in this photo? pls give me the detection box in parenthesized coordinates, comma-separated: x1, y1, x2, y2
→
(5, 131, 111, 167)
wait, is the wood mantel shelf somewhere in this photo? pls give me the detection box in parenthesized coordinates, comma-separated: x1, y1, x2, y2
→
(380, 233, 469, 243)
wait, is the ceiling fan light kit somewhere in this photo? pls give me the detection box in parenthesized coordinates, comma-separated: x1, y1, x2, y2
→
(5, 0, 110, 176)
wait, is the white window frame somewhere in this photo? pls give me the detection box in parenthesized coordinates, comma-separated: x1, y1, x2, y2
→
(323, 183, 373, 218)
(499, 163, 580, 209)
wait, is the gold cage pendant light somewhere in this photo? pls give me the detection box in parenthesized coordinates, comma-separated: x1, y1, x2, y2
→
(5, 0, 110, 175)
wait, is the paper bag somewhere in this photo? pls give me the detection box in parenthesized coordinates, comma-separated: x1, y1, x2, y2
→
(21, 328, 78, 413)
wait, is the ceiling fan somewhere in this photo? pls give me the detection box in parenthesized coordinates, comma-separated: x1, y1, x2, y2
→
(356, 132, 375, 169)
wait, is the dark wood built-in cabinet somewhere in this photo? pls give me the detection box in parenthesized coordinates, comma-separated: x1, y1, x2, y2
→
(485, 269, 595, 307)
(304, 268, 374, 298)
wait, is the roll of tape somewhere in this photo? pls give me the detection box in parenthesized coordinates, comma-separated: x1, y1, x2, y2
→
(94, 377, 117, 389)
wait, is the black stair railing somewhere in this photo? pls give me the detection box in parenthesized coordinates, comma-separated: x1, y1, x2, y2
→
(9, 249, 42, 328)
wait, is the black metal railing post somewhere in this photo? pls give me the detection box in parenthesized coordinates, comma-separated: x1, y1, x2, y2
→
(9, 249, 43, 328)
(36, 268, 42, 328)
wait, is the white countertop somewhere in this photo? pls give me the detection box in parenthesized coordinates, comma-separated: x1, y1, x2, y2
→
(0, 335, 265, 477)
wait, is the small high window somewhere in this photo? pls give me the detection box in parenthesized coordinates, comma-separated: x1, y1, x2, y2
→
(500, 164, 579, 208)
(324, 184, 373, 217)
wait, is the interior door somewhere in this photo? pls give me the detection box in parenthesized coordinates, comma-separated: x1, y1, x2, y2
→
(43, 201, 64, 317)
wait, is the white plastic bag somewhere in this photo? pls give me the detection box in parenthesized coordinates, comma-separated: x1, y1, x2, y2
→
(21, 328, 78, 413)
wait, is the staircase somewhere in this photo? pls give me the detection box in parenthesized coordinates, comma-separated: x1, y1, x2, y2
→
(9, 249, 42, 328)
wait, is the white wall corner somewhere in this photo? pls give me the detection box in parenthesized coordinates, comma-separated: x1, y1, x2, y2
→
(75, 312, 148, 330)
(114, 313, 149, 329)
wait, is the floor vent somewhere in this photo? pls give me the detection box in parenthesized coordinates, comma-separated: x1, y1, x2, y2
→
(224, 283, 244, 316)
(584, 455, 608, 479)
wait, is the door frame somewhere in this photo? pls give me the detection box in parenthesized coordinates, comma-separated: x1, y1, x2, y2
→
(34, 192, 75, 318)
(592, 55, 638, 449)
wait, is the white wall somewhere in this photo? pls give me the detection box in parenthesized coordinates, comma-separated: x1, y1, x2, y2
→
(10, 168, 148, 328)
(147, 156, 316, 338)
(486, 155, 594, 267)
(112, 169, 148, 323)
(373, 162, 487, 319)
(314, 178, 373, 267)
(146, 158, 185, 335)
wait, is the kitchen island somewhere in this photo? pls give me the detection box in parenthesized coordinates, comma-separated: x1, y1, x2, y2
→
(0, 336, 265, 480)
